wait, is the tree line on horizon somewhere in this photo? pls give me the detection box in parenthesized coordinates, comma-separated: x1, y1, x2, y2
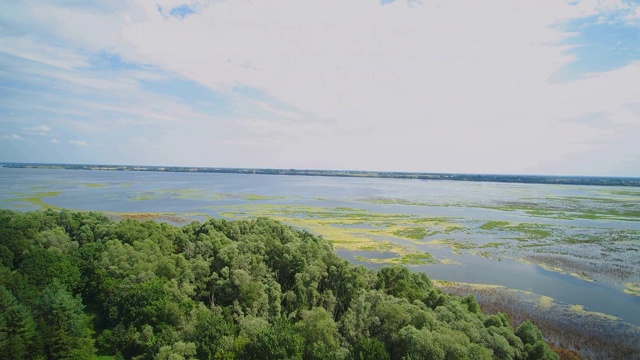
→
(0, 209, 558, 359)
(5, 163, 640, 187)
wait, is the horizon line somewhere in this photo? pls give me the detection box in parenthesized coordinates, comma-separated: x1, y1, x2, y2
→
(2, 161, 640, 181)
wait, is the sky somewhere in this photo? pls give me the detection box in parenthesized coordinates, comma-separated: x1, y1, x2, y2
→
(1, 0, 640, 176)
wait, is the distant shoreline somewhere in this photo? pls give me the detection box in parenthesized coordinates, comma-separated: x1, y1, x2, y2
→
(3, 162, 640, 187)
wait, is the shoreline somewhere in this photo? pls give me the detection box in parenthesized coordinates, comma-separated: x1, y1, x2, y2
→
(4, 162, 640, 187)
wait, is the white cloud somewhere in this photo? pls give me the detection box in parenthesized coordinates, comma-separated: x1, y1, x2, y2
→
(69, 140, 88, 146)
(118, 0, 640, 173)
(0, 35, 88, 70)
(2, 0, 639, 175)
(50, 138, 58, 144)
(2, 134, 24, 140)
(23, 125, 52, 136)
(25, 125, 51, 132)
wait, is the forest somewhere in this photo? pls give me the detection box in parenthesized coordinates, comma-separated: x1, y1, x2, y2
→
(0, 209, 558, 359)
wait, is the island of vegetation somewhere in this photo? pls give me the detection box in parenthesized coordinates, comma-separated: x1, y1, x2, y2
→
(4, 162, 640, 187)
(0, 209, 558, 359)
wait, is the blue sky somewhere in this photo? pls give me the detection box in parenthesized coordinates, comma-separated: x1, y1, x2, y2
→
(1, 0, 640, 176)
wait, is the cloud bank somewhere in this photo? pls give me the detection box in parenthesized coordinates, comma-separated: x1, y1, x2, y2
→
(0, 0, 639, 175)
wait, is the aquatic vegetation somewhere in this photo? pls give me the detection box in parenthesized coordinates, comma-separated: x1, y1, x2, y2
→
(130, 188, 287, 202)
(392, 226, 429, 239)
(355, 252, 436, 265)
(217, 203, 468, 259)
(131, 193, 156, 201)
(9, 191, 62, 209)
(480, 221, 551, 239)
(473, 192, 640, 221)
(479, 220, 511, 230)
(438, 258, 463, 265)
(520, 255, 606, 283)
(426, 239, 478, 255)
(479, 242, 504, 248)
(436, 281, 640, 359)
(605, 189, 640, 197)
(237, 193, 286, 201)
(625, 283, 640, 297)
(80, 182, 107, 188)
(358, 197, 434, 206)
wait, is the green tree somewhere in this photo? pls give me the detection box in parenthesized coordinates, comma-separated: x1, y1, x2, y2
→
(375, 265, 432, 302)
(18, 248, 80, 292)
(516, 321, 558, 360)
(241, 319, 303, 360)
(295, 307, 343, 360)
(36, 280, 95, 359)
(187, 305, 235, 360)
(0, 286, 38, 359)
(396, 325, 445, 360)
(350, 337, 389, 360)
(155, 341, 197, 360)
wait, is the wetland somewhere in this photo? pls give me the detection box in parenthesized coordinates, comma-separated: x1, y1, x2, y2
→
(1, 166, 639, 357)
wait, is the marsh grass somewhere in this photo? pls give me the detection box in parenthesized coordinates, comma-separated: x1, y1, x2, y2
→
(10, 191, 62, 209)
(355, 251, 436, 265)
(392, 227, 430, 239)
(217, 204, 465, 258)
(436, 281, 640, 360)
(480, 221, 552, 240)
(523, 254, 636, 282)
(624, 283, 640, 297)
(81, 182, 108, 188)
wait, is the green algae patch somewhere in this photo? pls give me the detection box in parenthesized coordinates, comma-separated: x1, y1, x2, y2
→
(238, 193, 285, 201)
(479, 221, 510, 230)
(81, 182, 107, 188)
(479, 221, 551, 240)
(510, 223, 552, 239)
(398, 252, 436, 265)
(433, 280, 503, 291)
(478, 242, 504, 248)
(525, 258, 564, 274)
(537, 295, 555, 311)
(132, 193, 156, 201)
(476, 194, 640, 221)
(426, 239, 450, 246)
(624, 283, 640, 297)
(605, 190, 640, 197)
(438, 258, 463, 265)
(11, 191, 62, 209)
(214, 203, 464, 259)
(426, 239, 477, 255)
(131, 189, 288, 202)
(355, 252, 436, 266)
(392, 226, 429, 239)
(570, 272, 596, 283)
(568, 304, 620, 321)
(469, 251, 500, 260)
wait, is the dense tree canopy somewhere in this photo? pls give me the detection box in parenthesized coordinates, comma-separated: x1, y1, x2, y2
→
(0, 209, 558, 359)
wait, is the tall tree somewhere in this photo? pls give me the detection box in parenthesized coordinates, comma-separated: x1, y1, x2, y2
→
(36, 281, 95, 359)
(0, 286, 38, 359)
